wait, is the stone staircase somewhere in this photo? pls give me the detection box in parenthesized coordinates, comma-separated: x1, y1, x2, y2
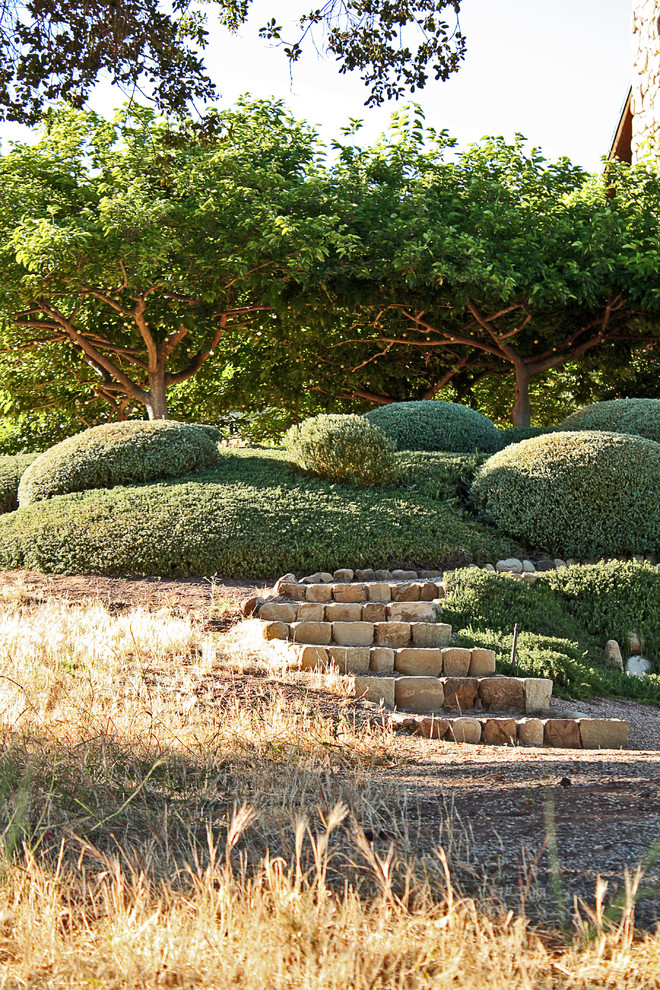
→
(247, 570, 629, 749)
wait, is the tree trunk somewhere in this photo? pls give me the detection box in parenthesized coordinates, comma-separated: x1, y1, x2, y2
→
(511, 363, 531, 427)
(145, 375, 169, 420)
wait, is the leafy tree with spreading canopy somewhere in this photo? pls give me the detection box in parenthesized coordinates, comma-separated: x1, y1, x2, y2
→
(0, 99, 346, 421)
(313, 114, 660, 425)
(0, 0, 465, 124)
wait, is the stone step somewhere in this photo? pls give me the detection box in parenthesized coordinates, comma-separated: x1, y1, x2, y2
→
(272, 579, 446, 606)
(296, 643, 493, 675)
(260, 618, 452, 649)
(345, 672, 552, 715)
(258, 598, 443, 626)
(386, 711, 629, 750)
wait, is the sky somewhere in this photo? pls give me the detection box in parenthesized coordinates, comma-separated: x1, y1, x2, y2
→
(1, 0, 634, 170)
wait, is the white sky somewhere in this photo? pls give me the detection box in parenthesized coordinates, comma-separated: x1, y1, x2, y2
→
(1, 0, 634, 169)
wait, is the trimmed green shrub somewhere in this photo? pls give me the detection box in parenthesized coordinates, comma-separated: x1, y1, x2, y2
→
(364, 400, 500, 454)
(497, 426, 557, 449)
(285, 414, 398, 486)
(559, 398, 660, 444)
(441, 565, 660, 704)
(0, 453, 39, 513)
(18, 421, 221, 506)
(0, 449, 522, 578)
(470, 431, 660, 557)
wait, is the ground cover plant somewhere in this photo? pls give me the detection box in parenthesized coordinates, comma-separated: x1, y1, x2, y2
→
(470, 431, 660, 558)
(0, 585, 657, 986)
(0, 448, 521, 578)
(0, 452, 38, 513)
(441, 563, 660, 705)
(364, 400, 501, 453)
(285, 413, 398, 486)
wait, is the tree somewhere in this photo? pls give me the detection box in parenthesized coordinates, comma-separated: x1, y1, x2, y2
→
(316, 118, 660, 426)
(0, 100, 345, 420)
(0, 0, 465, 124)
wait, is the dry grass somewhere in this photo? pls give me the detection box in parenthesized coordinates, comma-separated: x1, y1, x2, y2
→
(0, 584, 657, 987)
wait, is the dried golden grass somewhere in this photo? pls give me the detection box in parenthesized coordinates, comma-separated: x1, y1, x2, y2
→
(0, 590, 655, 987)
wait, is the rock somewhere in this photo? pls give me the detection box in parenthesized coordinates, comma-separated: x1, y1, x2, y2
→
(366, 583, 392, 602)
(325, 602, 363, 622)
(297, 645, 329, 670)
(517, 717, 544, 747)
(603, 640, 624, 671)
(374, 622, 411, 648)
(395, 677, 445, 712)
(633, 554, 644, 563)
(301, 572, 324, 584)
(352, 675, 395, 707)
(482, 563, 496, 572)
(554, 558, 567, 568)
(274, 573, 297, 594)
(327, 646, 370, 674)
(626, 655, 652, 678)
(333, 568, 354, 583)
(305, 584, 333, 603)
(332, 621, 374, 646)
(625, 631, 642, 655)
(274, 581, 306, 601)
(258, 602, 298, 623)
(524, 678, 553, 713)
(442, 677, 479, 711)
(535, 559, 556, 572)
(419, 581, 440, 601)
(297, 603, 325, 622)
(374, 569, 392, 581)
(290, 621, 332, 645)
(394, 648, 444, 676)
(320, 572, 335, 583)
(362, 602, 387, 623)
(387, 601, 436, 623)
(391, 582, 420, 602)
(469, 648, 496, 676)
(417, 716, 451, 740)
(522, 573, 538, 585)
(391, 569, 418, 581)
(419, 570, 443, 579)
(566, 558, 579, 567)
(579, 718, 629, 750)
(370, 647, 395, 673)
(333, 583, 368, 604)
(496, 558, 523, 574)
(241, 595, 263, 617)
(522, 560, 536, 572)
(412, 623, 452, 648)
(544, 719, 581, 748)
(441, 647, 472, 677)
(478, 677, 524, 712)
(261, 620, 290, 641)
(355, 568, 376, 582)
(481, 718, 517, 746)
(645, 553, 658, 565)
(448, 717, 482, 744)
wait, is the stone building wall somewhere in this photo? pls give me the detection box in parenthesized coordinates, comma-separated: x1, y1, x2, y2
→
(632, 0, 660, 160)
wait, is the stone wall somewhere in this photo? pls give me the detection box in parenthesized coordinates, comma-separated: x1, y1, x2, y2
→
(632, 0, 660, 160)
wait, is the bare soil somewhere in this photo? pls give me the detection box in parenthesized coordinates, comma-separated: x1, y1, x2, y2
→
(3, 568, 660, 928)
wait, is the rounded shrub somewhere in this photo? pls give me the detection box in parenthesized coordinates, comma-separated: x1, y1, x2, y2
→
(559, 398, 660, 444)
(497, 426, 557, 449)
(0, 453, 39, 513)
(284, 414, 398, 486)
(470, 431, 660, 557)
(364, 400, 500, 453)
(18, 421, 221, 506)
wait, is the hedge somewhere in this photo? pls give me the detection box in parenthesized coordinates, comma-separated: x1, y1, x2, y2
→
(18, 421, 221, 506)
(470, 431, 660, 557)
(285, 414, 398, 486)
(0, 449, 521, 578)
(441, 564, 660, 704)
(364, 400, 500, 454)
(559, 398, 660, 444)
(0, 453, 39, 514)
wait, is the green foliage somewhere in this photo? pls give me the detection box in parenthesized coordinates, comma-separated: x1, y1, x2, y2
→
(18, 422, 221, 506)
(364, 401, 500, 453)
(497, 426, 557, 448)
(285, 414, 398, 486)
(0, 453, 38, 513)
(470, 431, 660, 557)
(559, 398, 660, 444)
(441, 566, 660, 704)
(0, 449, 522, 578)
